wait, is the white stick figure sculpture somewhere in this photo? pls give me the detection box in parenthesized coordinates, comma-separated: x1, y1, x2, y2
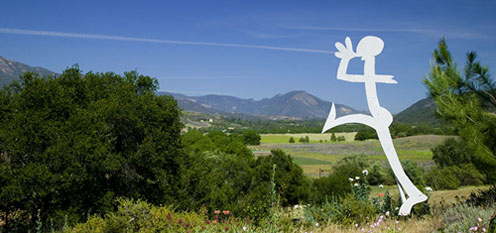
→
(322, 36, 427, 215)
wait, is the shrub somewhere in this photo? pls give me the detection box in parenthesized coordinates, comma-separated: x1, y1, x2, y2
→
(432, 138, 473, 167)
(241, 129, 261, 145)
(330, 133, 337, 142)
(367, 162, 388, 185)
(388, 160, 425, 188)
(289, 137, 295, 143)
(354, 127, 377, 141)
(440, 204, 494, 233)
(424, 166, 460, 190)
(337, 136, 346, 141)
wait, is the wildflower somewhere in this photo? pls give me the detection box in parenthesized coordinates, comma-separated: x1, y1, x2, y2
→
(355, 176, 360, 180)
(225, 226, 229, 231)
(398, 227, 401, 231)
(349, 177, 354, 182)
(166, 212, 172, 221)
(379, 193, 384, 198)
(223, 210, 230, 215)
(206, 220, 210, 224)
(214, 210, 221, 214)
(315, 222, 319, 227)
(177, 218, 183, 224)
(470, 226, 478, 231)
(354, 183, 359, 187)
(386, 211, 390, 216)
(243, 226, 247, 231)
(355, 224, 358, 227)
(212, 220, 218, 224)
(186, 224, 190, 228)
(482, 228, 486, 232)
(395, 220, 399, 224)
(362, 169, 369, 176)
(478, 217, 483, 222)
(425, 186, 432, 191)
(379, 184, 384, 188)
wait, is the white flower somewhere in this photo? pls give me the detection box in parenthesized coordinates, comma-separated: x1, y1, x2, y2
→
(355, 224, 358, 227)
(385, 211, 390, 216)
(478, 217, 483, 222)
(355, 176, 360, 180)
(362, 169, 369, 176)
(379, 184, 384, 189)
(425, 186, 432, 191)
(315, 222, 319, 227)
(243, 226, 247, 231)
(349, 177, 354, 182)
(354, 183, 359, 187)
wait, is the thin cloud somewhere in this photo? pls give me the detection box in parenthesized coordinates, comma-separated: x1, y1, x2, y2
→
(0, 27, 332, 54)
(284, 25, 490, 40)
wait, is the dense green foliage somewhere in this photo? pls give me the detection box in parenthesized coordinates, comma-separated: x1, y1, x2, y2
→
(179, 129, 309, 221)
(423, 38, 496, 183)
(240, 129, 261, 145)
(0, 67, 183, 230)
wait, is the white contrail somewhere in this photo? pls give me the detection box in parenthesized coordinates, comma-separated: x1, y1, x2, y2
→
(0, 27, 332, 54)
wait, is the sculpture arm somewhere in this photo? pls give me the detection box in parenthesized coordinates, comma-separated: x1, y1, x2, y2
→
(374, 75, 397, 84)
(336, 58, 365, 82)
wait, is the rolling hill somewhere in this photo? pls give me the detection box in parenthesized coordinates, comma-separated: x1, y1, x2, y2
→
(394, 97, 443, 125)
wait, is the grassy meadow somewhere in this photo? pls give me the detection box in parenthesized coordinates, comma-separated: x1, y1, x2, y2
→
(254, 134, 452, 177)
(260, 132, 357, 143)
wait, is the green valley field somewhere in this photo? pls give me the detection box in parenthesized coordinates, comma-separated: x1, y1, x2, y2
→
(253, 134, 452, 177)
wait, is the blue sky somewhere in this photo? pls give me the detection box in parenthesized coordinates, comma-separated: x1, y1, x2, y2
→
(1, 0, 495, 113)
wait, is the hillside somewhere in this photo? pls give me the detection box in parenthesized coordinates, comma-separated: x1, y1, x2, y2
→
(394, 97, 444, 125)
(0, 56, 56, 87)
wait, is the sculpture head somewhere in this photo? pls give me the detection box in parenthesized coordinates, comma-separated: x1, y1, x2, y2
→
(356, 36, 384, 60)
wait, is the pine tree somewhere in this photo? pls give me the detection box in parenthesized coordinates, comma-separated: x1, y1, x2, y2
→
(423, 38, 496, 183)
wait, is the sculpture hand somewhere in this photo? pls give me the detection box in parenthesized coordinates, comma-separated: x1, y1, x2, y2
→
(335, 37, 357, 60)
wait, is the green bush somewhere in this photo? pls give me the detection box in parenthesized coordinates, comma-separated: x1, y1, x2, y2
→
(310, 155, 368, 203)
(424, 166, 460, 190)
(388, 160, 425, 188)
(289, 137, 295, 143)
(432, 138, 473, 167)
(367, 162, 388, 185)
(241, 129, 261, 145)
(354, 127, 377, 141)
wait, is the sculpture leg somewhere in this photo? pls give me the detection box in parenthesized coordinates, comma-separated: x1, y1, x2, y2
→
(376, 127, 427, 215)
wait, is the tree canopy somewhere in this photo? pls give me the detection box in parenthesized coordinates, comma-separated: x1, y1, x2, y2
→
(0, 67, 183, 229)
(423, 38, 496, 183)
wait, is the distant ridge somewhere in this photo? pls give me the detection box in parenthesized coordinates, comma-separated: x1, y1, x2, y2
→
(0, 56, 56, 87)
(159, 90, 362, 119)
(394, 97, 443, 125)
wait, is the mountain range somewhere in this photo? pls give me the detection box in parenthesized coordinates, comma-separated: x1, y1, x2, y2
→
(0, 55, 440, 124)
(159, 91, 361, 119)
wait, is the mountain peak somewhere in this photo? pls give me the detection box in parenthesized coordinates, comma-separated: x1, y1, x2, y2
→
(0, 56, 56, 87)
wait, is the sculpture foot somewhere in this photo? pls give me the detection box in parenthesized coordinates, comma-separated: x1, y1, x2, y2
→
(398, 193, 428, 216)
